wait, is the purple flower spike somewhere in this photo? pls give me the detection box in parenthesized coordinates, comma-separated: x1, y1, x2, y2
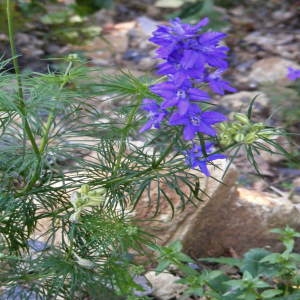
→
(169, 104, 227, 140)
(184, 143, 226, 176)
(140, 17, 235, 151)
(139, 99, 168, 133)
(287, 67, 300, 81)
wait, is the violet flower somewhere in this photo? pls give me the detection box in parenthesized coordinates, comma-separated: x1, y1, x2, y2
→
(287, 67, 300, 81)
(169, 104, 227, 140)
(206, 69, 237, 95)
(184, 143, 226, 176)
(139, 99, 168, 133)
(150, 80, 210, 115)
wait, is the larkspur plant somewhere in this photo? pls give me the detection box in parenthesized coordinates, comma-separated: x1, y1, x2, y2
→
(0, 1, 291, 299)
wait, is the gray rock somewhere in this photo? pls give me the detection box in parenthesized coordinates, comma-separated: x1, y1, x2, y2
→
(0, 286, 44, 300)
(248, 57, 300, 85)
(220, 91, 270, 117)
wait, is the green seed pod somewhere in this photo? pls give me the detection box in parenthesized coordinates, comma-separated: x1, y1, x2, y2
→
(234, 113, 250, 125)
(234, 133, 245, 143)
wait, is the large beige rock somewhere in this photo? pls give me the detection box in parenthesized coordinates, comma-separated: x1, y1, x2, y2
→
(183, 187, 300, 257)
(134, 159, 239, 250)
(136, 159, 300, 258)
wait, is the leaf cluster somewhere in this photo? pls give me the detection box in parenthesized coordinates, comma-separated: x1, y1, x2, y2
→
(154, 226, 300, 300)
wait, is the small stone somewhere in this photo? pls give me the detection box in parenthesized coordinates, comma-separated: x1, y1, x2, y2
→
(133, 275, 153, 297)
(136, 16, 160, 37)
(137, 57, 156, 71)
(145, 271, 185, 300)
(221, 91, 270, 118)
(27, 239, 49, 252)
(0, 34, 8, 41)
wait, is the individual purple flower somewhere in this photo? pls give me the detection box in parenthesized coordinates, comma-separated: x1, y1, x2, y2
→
(169, 104, 227, 140)
(206, 69, 237, 95)
(287, 67, 300, 81)
(184, 143, 226, 176)
(139, 99, 168, 133)
(179, 33, 229, 70)
(156, 62, 205, 86)
(150, 81, 210, 115)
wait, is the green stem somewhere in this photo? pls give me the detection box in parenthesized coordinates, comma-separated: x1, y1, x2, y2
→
(39, 61, 73, 153)
(113, 96, 143, 173)
(6, 0, 41, 160)
(17, 61, 73, 194)
(152, 137, 177, 168)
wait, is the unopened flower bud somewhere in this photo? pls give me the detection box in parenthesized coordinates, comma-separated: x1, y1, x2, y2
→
(234, 133, 245, 143)
(232, 122, 243, 131)
(220, 134, 233, 146)
(80, 184, 90, 195)
(244, 132, 257, 144)
(126, 226, 138, 236)
(218, 122, 228, 131)
(234, 113, 250, 125)
(258, 129, 276, 138)
(70, 191, 80, 209)
(66, 53, 79, 62)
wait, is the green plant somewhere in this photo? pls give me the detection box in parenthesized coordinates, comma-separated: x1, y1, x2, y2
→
(0, 1, 292, 298)
(154, 226, 300, 300)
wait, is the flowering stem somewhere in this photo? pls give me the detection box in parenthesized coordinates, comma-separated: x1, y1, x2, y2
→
(6, 0, 41, 161)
